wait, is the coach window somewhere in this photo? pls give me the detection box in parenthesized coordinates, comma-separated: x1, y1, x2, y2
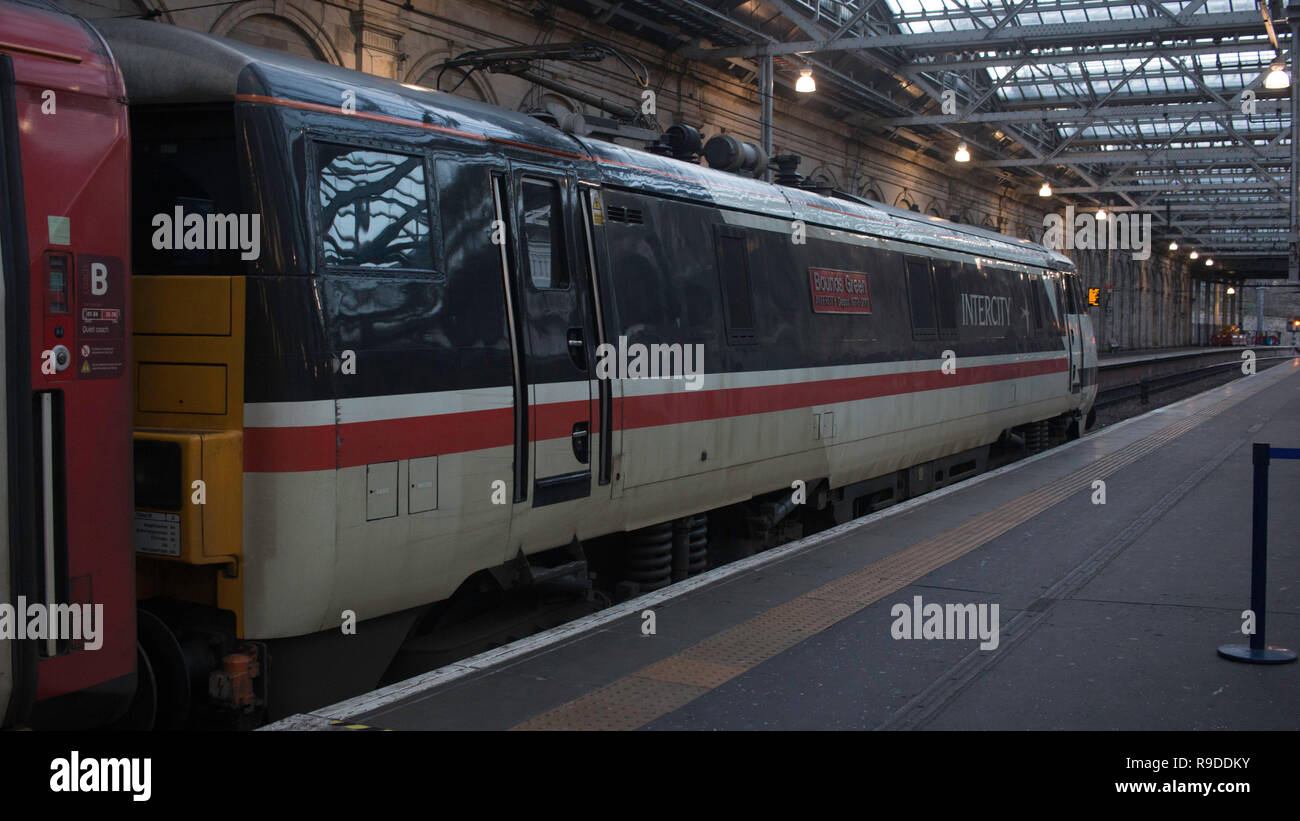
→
(520, 178, 569, 290)
(316, 143, 434, 271)
(715, 225, 757, 345)
(904, 256, 936, 339)
(932, 260, 959, 338)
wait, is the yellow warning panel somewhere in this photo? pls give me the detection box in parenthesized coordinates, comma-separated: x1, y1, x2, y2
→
(133, 276, 232, 336)
(132, 275, 244, 431)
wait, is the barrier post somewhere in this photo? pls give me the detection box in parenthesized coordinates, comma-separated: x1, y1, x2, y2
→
(1218, 443, 1297, 664)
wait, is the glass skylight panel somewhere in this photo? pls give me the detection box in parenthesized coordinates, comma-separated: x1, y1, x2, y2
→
(873, 0, 1292, 208)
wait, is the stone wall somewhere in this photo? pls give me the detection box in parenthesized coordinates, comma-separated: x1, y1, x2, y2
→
(1241, 286, 1300, 338)
(1072, 248, 1218, 350)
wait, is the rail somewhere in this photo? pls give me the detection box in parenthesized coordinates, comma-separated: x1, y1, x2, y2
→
(1095, 346, 1298, 408)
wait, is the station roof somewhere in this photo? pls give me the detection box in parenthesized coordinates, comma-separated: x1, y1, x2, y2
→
(557, 0, 1295, 278)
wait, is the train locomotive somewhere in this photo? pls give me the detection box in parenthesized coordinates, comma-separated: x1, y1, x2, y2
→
(85, 17, 1098, 725)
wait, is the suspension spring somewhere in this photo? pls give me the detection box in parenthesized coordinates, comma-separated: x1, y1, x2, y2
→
(624, 522, 674, 592)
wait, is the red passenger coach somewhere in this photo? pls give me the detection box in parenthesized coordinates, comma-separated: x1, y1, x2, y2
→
(0, 0, 134, 728)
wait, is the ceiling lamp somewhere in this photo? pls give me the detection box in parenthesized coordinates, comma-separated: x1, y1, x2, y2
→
(796, 68, 816, 93)
(1265, 59, 1290, 90)
(1205, 258, 1214, 267)
(1168, 241, 1178, 251)
(1038, 182, 1052, 197)
(1096, 208, 1107, 220)
(1227, 286, 1236, 295)
(954, 143, 970, 163)
(1189, 250, 1199, 260)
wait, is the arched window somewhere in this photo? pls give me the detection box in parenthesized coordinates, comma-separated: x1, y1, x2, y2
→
(52, 0, 152, 20)
(226, 14, 326, 63)
(417, 66, 494, 103)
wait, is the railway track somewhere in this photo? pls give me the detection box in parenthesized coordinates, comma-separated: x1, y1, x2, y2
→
(1095, 346, 1298, 408)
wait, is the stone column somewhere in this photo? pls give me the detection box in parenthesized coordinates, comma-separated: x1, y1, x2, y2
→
(351, 1, 407, 80)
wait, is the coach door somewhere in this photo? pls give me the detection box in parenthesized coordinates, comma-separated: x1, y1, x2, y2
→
(0, 232, 12, 727)
(1, 50, 33, 727)
(0, 309, 9, 726)
(0, 161, 11, 726)
(500, 169, 594, 506)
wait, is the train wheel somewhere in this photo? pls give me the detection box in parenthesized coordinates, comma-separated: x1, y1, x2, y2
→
(135, 609, 191, 730)
(108, 643, 156, 730)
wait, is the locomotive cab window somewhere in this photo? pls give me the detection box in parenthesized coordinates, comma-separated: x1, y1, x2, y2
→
(520, 177, 569, 290)
(1026, 274, 1044, 329)
(131, 106, 243, 275)
(715, 225, 757, 346)
(315, 143, 435, 272)
(1063, 273, 1081, 314)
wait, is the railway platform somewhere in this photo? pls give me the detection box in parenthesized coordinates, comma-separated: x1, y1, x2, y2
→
(1097, 345, 1270, 366)
(268, 357, 1300, 731)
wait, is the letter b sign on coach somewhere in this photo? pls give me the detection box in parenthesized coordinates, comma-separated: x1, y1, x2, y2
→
(91, 262, 109, 296)
(75, 255, 127, 380)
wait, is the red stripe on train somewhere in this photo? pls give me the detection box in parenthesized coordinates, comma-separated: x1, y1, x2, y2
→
(244, 407, 514, 472)
(244, 358, 1068, 472)
(621, 359, 1064, 428)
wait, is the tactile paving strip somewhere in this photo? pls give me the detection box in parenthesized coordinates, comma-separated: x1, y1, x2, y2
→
(512, 365, 1296, 731)
(509, 676, 709, 731)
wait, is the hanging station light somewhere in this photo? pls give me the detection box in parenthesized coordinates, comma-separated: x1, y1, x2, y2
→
(1265, 58, 1290, 90)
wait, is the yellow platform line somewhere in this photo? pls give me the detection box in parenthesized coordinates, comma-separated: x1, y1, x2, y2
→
(328, 720, 392, 731)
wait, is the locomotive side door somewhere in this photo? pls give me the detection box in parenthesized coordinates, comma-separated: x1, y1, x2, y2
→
(1063, 273, 1082, 393)
(503, 168, 594, 506)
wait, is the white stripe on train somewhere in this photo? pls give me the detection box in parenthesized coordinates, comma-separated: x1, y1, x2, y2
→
(244, 350, 1073, 428)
